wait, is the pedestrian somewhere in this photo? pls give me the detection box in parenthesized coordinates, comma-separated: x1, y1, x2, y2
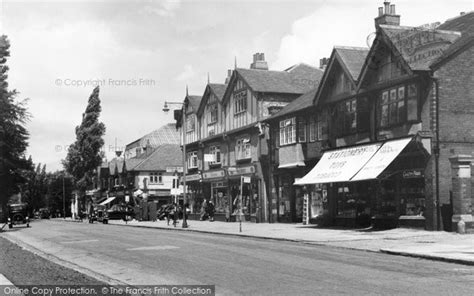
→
(200, 199, 208, 221)
(208, 200, 215, 222)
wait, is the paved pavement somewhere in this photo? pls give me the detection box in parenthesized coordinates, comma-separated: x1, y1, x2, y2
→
(83, 218, 474, 265)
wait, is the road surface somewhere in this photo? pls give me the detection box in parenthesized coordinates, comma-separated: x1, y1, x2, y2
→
(2, 220, 473, 295)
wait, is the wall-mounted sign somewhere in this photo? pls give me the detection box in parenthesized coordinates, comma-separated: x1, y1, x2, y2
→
(185, 173, 202, 182)
(166, 166, 183, 173)
(228, 165, 255, 176)
(203, 169, 226, 180)
(402, 169, 424, 179)
(389, 27, 459, 66)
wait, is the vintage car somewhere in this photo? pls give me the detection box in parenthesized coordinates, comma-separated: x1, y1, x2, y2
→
(39, 208, 50, 219)
(89, 204, 108, 224)
(107, 204, 134, 221)
(7, 203, 30, 228)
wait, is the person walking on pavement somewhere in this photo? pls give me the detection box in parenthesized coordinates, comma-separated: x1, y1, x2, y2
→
(200, 199, 208, 221)
(208, 200, 215, 222)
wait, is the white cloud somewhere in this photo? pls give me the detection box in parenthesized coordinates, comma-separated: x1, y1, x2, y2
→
(175, 64, 195, 81)
(272, 4, 372, 70)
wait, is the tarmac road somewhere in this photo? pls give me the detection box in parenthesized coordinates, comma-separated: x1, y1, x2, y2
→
(2, 220, 474, 296)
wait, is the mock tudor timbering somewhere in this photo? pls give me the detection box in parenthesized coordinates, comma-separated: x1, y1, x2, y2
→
(173, 3, 473, 230)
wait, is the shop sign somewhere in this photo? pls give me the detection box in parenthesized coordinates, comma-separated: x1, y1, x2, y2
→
(228, 165, 255, 176)
(391, 27, 457, 65)
(166, 166, 183, 173)
(295, 143, 381, 184)
(185, 173, 201, 182)
(403, 169, 424, 179)
(203, 170, 226, 180)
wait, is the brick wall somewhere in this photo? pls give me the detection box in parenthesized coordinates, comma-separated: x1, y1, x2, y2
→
(425, 45, 474, 230)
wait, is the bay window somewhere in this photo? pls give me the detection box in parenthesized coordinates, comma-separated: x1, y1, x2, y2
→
(236, 138, 251, 160)
(209, 146, 221, 164)
(279, 117, 296, 146)
(379, 83, 418, 128)
(187, 151, 198, 169)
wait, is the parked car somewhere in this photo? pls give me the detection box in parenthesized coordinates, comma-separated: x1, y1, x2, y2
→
(107, 204, 134, 221)
(7, 203, 30, 228)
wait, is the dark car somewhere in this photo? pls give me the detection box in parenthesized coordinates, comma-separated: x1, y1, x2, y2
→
(89, 204, 108, 224)
(107, 204, 134, 221)
(39, 208, 50, 219)
(7, 203, 30, 228)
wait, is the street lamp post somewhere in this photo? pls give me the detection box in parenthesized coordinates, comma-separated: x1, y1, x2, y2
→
(163, 101, 188, 228)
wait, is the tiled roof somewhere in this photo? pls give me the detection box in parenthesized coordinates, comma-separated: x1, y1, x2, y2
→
(186, 95, 202, 114)
(236, 64, 323, 95)
(209, 84, 227, 101)
(123, 157, 146, 172)
(266, 87, 318, 120)
(432, 11, 474, 68)
(132, 144, 183, 171)
(334, 46, 369, 81)
(437, 11, 474, 32)
(380, 24, 461, 71)
(125, 123, 181, 152)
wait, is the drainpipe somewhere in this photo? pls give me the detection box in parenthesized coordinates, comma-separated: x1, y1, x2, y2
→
(431, 74, 441, 231)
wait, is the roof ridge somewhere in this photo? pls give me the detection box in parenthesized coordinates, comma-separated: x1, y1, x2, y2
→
(443, 11, 473, 23)
(334, 45, 369, 51)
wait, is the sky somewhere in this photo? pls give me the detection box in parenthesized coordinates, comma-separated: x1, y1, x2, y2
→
(1, 0, 472, 172)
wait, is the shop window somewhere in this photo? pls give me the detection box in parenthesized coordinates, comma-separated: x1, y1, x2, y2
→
(209, 146, 221, 164)
(236, 138, 251, 160)
(400, 178, 425, 216)
(187, 151, 198, 169)
(279, 117, 296, 146)
(298, 119, 306, 143)
(379, 84, 418, 128)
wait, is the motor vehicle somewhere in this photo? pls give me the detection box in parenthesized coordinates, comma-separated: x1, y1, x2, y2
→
(39, 208, 50, 219)
(107, 204, 134, 221)
(89, 204, 108, 224)
(7, 203, 30, 228)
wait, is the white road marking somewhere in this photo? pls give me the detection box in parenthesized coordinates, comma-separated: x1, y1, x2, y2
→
(61, 239, 99, 244)
(127, 245, 179, 251)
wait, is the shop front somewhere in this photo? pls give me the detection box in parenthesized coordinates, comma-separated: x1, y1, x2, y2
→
(227, 165, 260, 223)
(296, 136, 429, 229)
(184, 172, 202, 217)
(201, 169, 228, 221)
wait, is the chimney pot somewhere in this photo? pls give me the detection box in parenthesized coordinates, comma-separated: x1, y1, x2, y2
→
(250, 52, 268, 70)
(384, 1, 390, 14)
(378, 7, 383, 16)
(390, 4, 395, 15)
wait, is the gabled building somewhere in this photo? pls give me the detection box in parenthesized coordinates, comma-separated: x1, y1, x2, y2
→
(181, 53, 323, 223)
(265, 47, 368, 223)
(296, 3, 474, 230)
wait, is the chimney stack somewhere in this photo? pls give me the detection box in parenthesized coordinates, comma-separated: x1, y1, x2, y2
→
(250, 52, 268, 70)
(374, 1, 400, 27)
(319, 58, 329, 70)
(225, 69, 233, 84)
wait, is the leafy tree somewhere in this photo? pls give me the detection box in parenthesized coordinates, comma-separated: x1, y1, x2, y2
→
(63, 86, 105, 205)
(0, 35, 30, 213)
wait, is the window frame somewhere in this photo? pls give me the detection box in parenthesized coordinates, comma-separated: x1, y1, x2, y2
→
(209, 145, 221, 165)
(279, 117, 296, 146)
(236, 138, 251, 160)
(378, 83, 418, 128)
(187, 151, 198, 169)
(234, 90, 248, 115)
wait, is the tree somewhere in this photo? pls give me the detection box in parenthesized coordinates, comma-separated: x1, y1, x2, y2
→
(0, 35, 30, 212)
(63, 86, 105, 202)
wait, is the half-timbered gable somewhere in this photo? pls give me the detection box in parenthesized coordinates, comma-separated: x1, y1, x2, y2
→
(197, 83, 227, 139)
